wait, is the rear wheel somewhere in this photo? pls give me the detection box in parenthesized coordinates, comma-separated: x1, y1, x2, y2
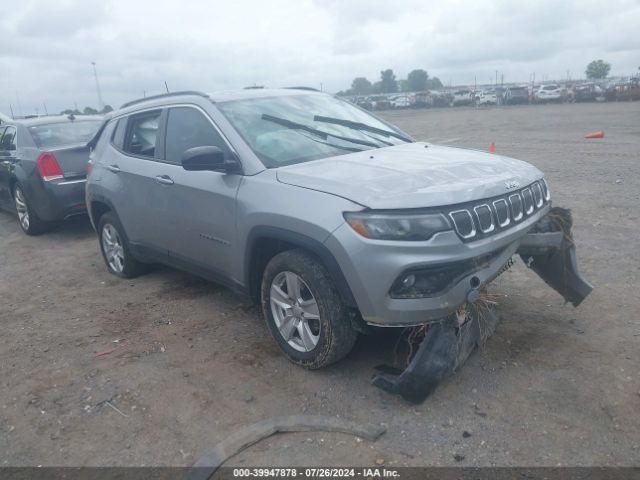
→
(98, 212, 145, 278)
(260, 249, 357, 369)
(13, 184, 49, 235)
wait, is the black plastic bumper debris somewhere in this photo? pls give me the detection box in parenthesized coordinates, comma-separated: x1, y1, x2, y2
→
(373, 305, 500, 403)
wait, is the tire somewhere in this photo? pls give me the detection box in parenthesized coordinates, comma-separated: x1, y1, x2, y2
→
(97, 211, 145, 278)
(260, 249, 358, 369)
(12, 184, 50, 235)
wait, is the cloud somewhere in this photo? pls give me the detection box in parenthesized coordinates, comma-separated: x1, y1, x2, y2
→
(12, 0, 111, 38)
(0, 0, 639, 114)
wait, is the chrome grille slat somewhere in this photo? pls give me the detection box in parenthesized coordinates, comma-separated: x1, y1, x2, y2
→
(493, 198, 510, 227)
(473, 204, 495, 233)
(509, 193, 524, 221)
(541, 178, 551, 200)
(521, 188, 535, 214)
(532, 183, 543, 207)
(449, 210, 476, 239)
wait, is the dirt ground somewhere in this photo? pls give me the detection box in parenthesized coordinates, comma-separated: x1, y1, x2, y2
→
(1, 101, 639, 468)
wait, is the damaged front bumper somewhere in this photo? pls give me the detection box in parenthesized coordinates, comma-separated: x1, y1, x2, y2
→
(517, 207, 592, 307)
(373, 206, 592, 403)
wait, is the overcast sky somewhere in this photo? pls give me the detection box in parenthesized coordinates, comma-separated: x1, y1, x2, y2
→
(1, 0, 639, 115)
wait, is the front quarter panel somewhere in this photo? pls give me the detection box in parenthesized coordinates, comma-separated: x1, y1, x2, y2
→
(234, 169, 362, 285)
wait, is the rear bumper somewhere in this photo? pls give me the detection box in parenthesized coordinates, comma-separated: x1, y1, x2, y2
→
(325, 206, 549, 327)
(29, 178, 87, 221)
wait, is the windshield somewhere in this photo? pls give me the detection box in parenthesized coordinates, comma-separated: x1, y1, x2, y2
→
(28, 120, 102, 149)
(217, 94, 411, 167)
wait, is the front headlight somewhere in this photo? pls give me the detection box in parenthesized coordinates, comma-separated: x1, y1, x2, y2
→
(344, 211, 452, 241)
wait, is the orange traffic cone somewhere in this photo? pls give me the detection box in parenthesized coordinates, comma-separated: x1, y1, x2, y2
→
(489, 142, 496, 153)
(585, 131, 605, 139)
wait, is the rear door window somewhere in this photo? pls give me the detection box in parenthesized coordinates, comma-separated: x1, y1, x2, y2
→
(123, 111, 161, 158)
(164, 107, 228, 164)
(0, 126, 17, 150)
(111, 118, 127, 149)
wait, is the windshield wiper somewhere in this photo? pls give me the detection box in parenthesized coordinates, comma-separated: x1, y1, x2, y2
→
(261, 114, 381, 148)
(313, 115, 413, 143)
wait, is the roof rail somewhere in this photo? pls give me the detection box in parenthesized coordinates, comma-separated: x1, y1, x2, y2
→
(120, 90, 210, 109)
(285, 86, 320, 92)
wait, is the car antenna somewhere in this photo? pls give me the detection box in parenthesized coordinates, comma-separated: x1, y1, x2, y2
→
(164, 81, 170, 93)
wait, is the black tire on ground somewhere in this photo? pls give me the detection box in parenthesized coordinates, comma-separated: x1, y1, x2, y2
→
(260, 249, 358, 369)
(12, 184, 50, 235)
(97, 211, 146, 278)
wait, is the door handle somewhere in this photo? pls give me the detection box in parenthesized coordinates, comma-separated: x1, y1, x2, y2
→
(155, 175, 174, 185)
(106, 164, 121, 173)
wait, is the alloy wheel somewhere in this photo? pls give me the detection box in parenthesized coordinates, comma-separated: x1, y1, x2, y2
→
(101, 224, 125, 273)
(269, 271, 321, 352)
(14, 188, 29, 231)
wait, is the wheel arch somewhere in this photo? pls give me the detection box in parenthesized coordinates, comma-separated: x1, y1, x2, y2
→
(9, 165, 29, 198)
(88, 196, 119, 231)
(9, 176, 19, 197)
(245, 226, 358, 308)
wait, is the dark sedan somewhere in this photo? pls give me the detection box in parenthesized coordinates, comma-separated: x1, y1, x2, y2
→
(0, 115, 102, 234)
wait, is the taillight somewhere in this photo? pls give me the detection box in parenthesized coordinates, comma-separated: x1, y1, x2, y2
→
(86, 159, 94, 176)
(36, 152, 64, 181)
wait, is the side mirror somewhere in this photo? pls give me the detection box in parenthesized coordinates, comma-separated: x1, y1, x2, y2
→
(181, 146, 227, 171)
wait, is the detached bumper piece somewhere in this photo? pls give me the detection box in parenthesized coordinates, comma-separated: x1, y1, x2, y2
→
(517, 206, 592, 306)
(373, 305, 500, 403)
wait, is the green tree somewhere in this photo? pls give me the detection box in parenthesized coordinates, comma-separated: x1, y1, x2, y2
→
(83, 106, 99, 115)
(585, 60, 611, 80)
(350, 77, 373, 95)
(407, 69, 429, 91)
(100, 105, 114, 114)
(426, 77, 443, 89)
(379, 69, 397, 93)
(398, 79, 409, 92)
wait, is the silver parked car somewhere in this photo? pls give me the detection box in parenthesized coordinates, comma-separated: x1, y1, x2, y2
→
(86, 89, 590, 398)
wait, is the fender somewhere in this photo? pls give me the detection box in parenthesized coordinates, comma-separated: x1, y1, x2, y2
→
(87, 194, 120, 231)
(245, 226, 358, 308)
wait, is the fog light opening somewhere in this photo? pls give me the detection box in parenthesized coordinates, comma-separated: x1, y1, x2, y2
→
(470, 276, 481, 289)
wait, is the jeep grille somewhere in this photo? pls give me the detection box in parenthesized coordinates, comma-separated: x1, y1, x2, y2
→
(447, 180, 550, 242)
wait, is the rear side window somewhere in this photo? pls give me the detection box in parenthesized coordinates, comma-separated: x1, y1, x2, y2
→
(124, 111, 161, 158)
(111, 118, 127, 149)
(0, 126, 17, 150)
(164, 107, 228, 164)
(28, 121, 101, 149)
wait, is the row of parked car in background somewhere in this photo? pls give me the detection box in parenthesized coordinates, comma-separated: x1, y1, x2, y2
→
(350, 76, 640, 110)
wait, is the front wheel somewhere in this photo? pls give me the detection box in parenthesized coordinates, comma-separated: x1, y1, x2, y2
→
(260, 250, 357, 369)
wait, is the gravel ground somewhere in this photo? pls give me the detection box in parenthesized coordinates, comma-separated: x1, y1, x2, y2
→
(0, 101, 639, 468)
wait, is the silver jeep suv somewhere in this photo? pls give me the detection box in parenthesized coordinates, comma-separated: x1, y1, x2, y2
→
(86, 89, 590, 372)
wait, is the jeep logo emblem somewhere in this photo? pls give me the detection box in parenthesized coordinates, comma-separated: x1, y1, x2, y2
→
(504, 180, 520, 190)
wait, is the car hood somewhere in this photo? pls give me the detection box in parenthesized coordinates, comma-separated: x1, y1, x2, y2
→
(276, 142, 543, 209)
